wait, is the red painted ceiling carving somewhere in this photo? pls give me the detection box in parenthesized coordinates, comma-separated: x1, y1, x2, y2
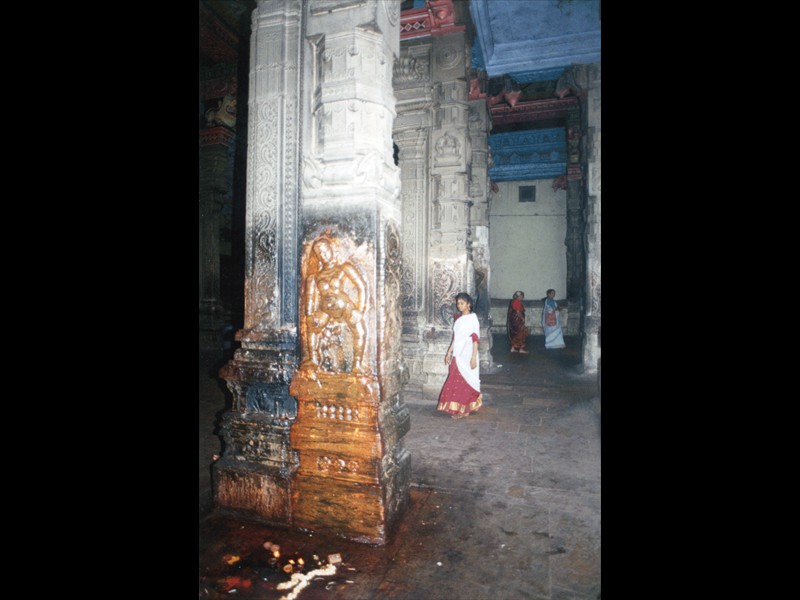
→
(199, 1, 240, 65)
(489, 97, 579, 126)
(400, 0, 464, 40)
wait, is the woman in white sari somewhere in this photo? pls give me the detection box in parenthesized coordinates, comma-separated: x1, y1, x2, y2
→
(541, 289, 566, 349)
(437, 292, 482, 419)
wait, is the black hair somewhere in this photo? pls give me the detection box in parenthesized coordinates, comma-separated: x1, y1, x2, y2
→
(455, 292, 473, 312)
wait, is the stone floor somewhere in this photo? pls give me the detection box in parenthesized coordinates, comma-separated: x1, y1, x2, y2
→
(199, 334, 600, 599)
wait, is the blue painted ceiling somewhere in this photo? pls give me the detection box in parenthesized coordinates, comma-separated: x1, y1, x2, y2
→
(470, 0, 600, 81)
(469, 0, 600, 181)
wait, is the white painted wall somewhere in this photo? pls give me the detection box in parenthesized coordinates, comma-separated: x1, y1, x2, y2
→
(489, 179, 567, 303)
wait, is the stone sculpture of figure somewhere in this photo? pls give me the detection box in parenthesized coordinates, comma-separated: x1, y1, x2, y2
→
(301, 235, 368, 374)
(205, 95, 237, 129)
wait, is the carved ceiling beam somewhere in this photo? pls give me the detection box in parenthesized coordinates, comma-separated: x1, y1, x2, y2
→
(490, 96, 578, 126)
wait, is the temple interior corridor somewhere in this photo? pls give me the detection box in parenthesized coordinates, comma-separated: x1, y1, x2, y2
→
(199, 2, 600, 597)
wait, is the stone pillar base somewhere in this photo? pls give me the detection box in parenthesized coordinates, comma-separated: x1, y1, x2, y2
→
(581, 315, 600, 375)
(478, 324, 494, 371)
(215, 340, 299, 525)
(212, 459, 292, 525)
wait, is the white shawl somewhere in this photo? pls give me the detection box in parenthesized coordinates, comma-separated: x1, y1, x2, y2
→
(452, 312, 480, 392)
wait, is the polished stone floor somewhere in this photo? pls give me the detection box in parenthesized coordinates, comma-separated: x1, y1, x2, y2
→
(199, 333, 600, 599)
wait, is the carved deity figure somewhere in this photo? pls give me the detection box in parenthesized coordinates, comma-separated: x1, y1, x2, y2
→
(300, 235, 368, 374)
(205, 95, 237, 129)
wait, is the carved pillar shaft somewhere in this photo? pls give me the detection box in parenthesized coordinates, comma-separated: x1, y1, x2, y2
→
(396, 131, 428, 331)
(242, 2, 302, 334)
(199, 192, 221, 311)
(215, 0, 304, 525)
(395, 128, 429, 390)
(199, 127, 236, 351)
(467, 97, 493, 369)
(582, 63, 601, 375)
(199, 130, 236, 310)
(394, 41, 433, 393)
(422, 30, 473, 399)
(565, 110, 584, 304)
(288, 0, 408, 545)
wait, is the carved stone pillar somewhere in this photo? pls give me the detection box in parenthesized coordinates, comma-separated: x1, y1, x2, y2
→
(394, 40, 433, 393)
(288, 0, 408, 545)
(582, 63, 601, 375)
(422, 29, 474, 400)
(199, 127, 236, 352)
(565, 109, 584, 303)
(467, 97, 493, 370)
(215, 0, 304, 525)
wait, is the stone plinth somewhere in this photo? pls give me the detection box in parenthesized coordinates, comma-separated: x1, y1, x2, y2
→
(213, 453, 293, 523)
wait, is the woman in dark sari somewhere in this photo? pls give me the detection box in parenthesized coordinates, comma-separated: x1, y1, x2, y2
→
(507, 290, 529, 353)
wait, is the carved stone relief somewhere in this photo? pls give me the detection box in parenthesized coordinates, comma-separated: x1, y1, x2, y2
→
(298, 232, 372, 375)
(321, 37, 389, 86)
(433, 132, 462, 166)
(396, 133, 427, 314)
(438, 80, 467, 105)
(281, 113, 299, 326)
(590, 269, 601, 316)
(431, 261, 461, 328)
(383, 0, 399, 26)
(434, 42, 461, 71)
(468, 175, 483, 198)
(468, 103, 483, 125)
(316, 401, 360, 421)
(220, 416, 295, 469)
(400, 184, 421, 312)
(383, 222, 403, 369)
(204, 95, 237, 129)
(245, 384, 298, 419)
(254, 101, 279, 210)
(393, 53, 429, 86)
(354, 151, 384, 186)
(316, 455, 360, 474)
(303, 156, 324, 190)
